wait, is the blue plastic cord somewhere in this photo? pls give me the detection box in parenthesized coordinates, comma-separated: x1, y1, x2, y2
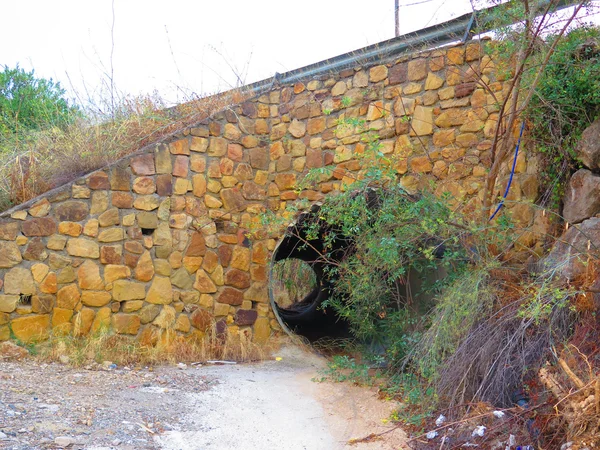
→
(489, 121, 526, 221)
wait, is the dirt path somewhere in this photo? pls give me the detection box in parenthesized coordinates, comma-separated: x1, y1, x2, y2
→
(0, 346, 406, 450)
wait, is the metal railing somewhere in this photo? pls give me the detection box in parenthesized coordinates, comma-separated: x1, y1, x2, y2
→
(239, 0, 580, 95)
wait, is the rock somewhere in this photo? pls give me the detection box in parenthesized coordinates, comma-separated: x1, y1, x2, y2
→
(11, 315, 50, 342)
(100, 245, 123, 265)
(225, 269, 251, 289)
(111, 192, 134, 208)
(77, 260, 104, 290)
(98, 228, 125, 242)
(81, 291, 112, 307)
(0, 241, 22, 268)
(369, 65, 388, 82)
(39, 272, 58, 294)
(0, 222, 20, 240)
(133, 177, 156, 195)
(171, 268, 194, 290)
(408, 59, 427, 81)
(547, 217, 600, 279)
(576, 118, 600, 170)
(5, 267, 35, 295)
(134, 251, 155, 282)
(28, 198, 51, 217)
(113, 314, 141, 335)
(98, 208, 120, 227)
(170, 138, 190, 155)
(130, 154, 155, 175)
(22, 217, 57, 236)
(220, 188, 246, 210)
(73, 308, 95, 336)
(175, 314, 191, 333)
(32, 293, 54, 313)
(55, 201, 89, 222)
(58, 221, 83, 236)
(57, 284, 81, 309)
(112, 280, 146, 301)
(0, 341, 29, 360)
(0, 295, 20, 313)
(54, 436, 77, 448)
(134, 195, 161, 211)
(110, 166, 131, 191)
(139, 304, 162, 324)
(194, 270, 217, 293)
(563, 169, 600, 224)
(235, 309, 258, 325)
(410, 106, 433, 136)
(253, 317, 270, 344)
(208, 137, 227, 157)
(185, 232, 206, 257)
(155, 144, 173, 173)
(91, 191, 109, 215)
(67, 238, 100, 258)
(190, 308, 212, 331)
(22, 237, 47, 261)
(104, 265, 131, 283)
(230, 246, 250, 271)
(217, 287, 244, 306)
(153, 305, 176, 328)
(146, 276, 173, 304)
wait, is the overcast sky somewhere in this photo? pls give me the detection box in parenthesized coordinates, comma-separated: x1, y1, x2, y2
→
(2, 0, 598, 106)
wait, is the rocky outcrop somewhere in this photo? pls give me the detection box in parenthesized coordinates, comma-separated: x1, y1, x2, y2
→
(547, 217, 600, 280)
(563, 169, 600, 224)
(575, 118, 600, 170)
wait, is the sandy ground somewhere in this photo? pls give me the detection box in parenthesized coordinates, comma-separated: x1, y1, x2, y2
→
(0, 345, 406, 450)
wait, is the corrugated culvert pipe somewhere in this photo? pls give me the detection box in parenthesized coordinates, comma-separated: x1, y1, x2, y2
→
(269, 203, 351, 342)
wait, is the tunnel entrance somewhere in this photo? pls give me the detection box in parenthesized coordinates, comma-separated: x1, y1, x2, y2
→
(268, 192, 449, 345)
(268, 204, 351, 343)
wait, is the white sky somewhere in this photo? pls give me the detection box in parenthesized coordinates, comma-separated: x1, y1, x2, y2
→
(1, 0, 598, 106)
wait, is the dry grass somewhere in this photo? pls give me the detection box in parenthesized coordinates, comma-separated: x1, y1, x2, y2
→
(0, 88, 252, 210)
(33, 322, 275, 368)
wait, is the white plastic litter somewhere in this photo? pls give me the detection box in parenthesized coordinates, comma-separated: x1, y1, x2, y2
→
(435, 414, 446, 426)
(472, 425, 486, 437)
(505, 434, 516, 450)
(426, 431, 438, 439)
(493, 410, 506, 418)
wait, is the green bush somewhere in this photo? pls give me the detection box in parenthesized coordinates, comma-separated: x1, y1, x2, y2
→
(526, 26, 600, 207)
(0, 65, 79, 138)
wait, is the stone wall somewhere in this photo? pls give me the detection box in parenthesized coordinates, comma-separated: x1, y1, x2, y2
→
(0, 39, 540, 344)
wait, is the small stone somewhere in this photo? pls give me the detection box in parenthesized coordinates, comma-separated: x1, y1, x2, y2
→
(133, 177, 156, 195)
(113, 314, 141, 335)
(369, 65, 388, 82)
(170, 139, 190, 155)
(4, 267, 35, 295)
(81, 291, 112, 307)
(410, 106, 433, 136)
(133, 195, 161, 211)
(98, 228, 125, 243)
(58, 221, 83, 236)
(0, 241, 23, 268)
(28, 198, 51, 217)
(55, 201, 89, 222)
(112, 280, 146, 301)
(130, 154, 155, 175)
(88, 171, 110, 189)
(90, 191, 109, 215)
(194, 269, 217, 293)
(146, 276, 173, 304)
(11, 315, 50, 343)
(22, 217, 57, 236)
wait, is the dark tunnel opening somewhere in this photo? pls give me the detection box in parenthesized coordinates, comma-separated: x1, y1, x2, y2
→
(268, 204, 352, 343)
(268, 191, 449, 346)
